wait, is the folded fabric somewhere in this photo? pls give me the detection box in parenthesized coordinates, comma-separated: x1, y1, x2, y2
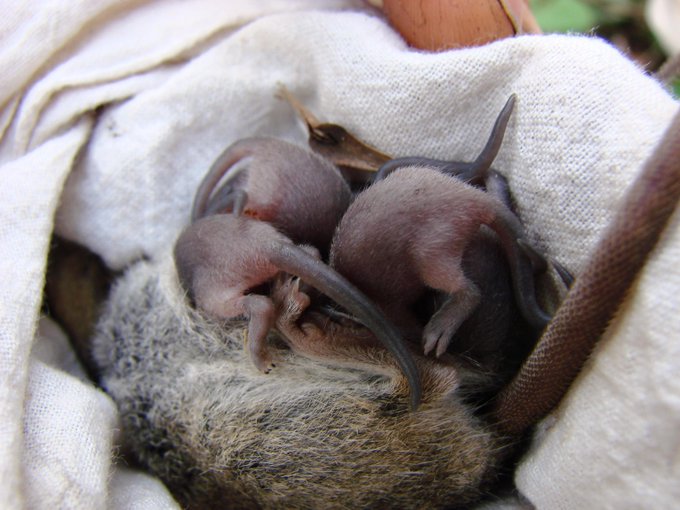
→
(0, 1, 677, 508)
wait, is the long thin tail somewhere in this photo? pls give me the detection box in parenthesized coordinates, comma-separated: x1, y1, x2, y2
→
(469, 94, 516, 178)
(373, 94, 516, 185)
(191, 140, 254, 221)
(491, 207, 552, 331)
(269, 243, 422, 410)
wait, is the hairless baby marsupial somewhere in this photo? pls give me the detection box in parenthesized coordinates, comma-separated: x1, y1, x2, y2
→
(191, 137, 351, 254)
(330, 165, 551, 359)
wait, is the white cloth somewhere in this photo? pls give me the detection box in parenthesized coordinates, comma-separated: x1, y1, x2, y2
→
(0, 1, 678, 508)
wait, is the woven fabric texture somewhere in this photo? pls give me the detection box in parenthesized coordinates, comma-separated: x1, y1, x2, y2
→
(0, 1, 678, 508)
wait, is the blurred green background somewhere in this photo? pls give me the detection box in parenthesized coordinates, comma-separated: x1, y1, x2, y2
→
(530, 1, 658, 63)
(529, 0, 679, 95)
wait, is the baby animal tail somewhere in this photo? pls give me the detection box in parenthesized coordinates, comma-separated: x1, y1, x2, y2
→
(269, 243, 422, 410)
(373, 94, 516, 184)
(490, 205, 552, 330)
(469, 94, 516, 177)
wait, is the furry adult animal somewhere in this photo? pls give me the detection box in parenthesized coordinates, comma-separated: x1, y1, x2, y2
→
(92, 254, 504, 509)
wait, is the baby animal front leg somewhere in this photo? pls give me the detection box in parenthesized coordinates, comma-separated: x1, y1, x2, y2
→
(239, 294, 277, 373)
(194, 288, 276, 372)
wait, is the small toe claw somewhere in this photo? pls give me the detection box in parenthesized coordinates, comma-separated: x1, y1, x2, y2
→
(423, 325, 454, 358)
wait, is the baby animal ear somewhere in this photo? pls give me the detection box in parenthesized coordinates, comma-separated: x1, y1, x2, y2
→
(491, 107, 680, 437)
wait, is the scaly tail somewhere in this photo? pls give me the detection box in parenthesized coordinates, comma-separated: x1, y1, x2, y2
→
(492, 105, 680, 437)
(467, 94, 516, 181)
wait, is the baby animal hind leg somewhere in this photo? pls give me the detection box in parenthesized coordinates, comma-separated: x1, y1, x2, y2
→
(272, 277, 384, 358)
(423, 285, 481, 357)
(238, 294, 277, 373)
(420, 259, 482, 358)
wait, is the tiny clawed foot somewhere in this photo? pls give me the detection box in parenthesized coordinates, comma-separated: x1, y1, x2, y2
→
(290, 277, 307, 302)
(286, 278, 311, 315)
(422, 325, 454, 358)
(253, 353, 276, 374)
(262, 362, 276, 375)
(423, 333, 445, 357)
(248, 339, 276, 374)
(273, 277, 311, 321)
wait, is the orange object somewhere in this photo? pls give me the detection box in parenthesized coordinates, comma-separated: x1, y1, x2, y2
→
(382, 0, 542, 51)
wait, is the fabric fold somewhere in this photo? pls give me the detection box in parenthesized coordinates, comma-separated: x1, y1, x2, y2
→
(0, 1, 677, 508)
